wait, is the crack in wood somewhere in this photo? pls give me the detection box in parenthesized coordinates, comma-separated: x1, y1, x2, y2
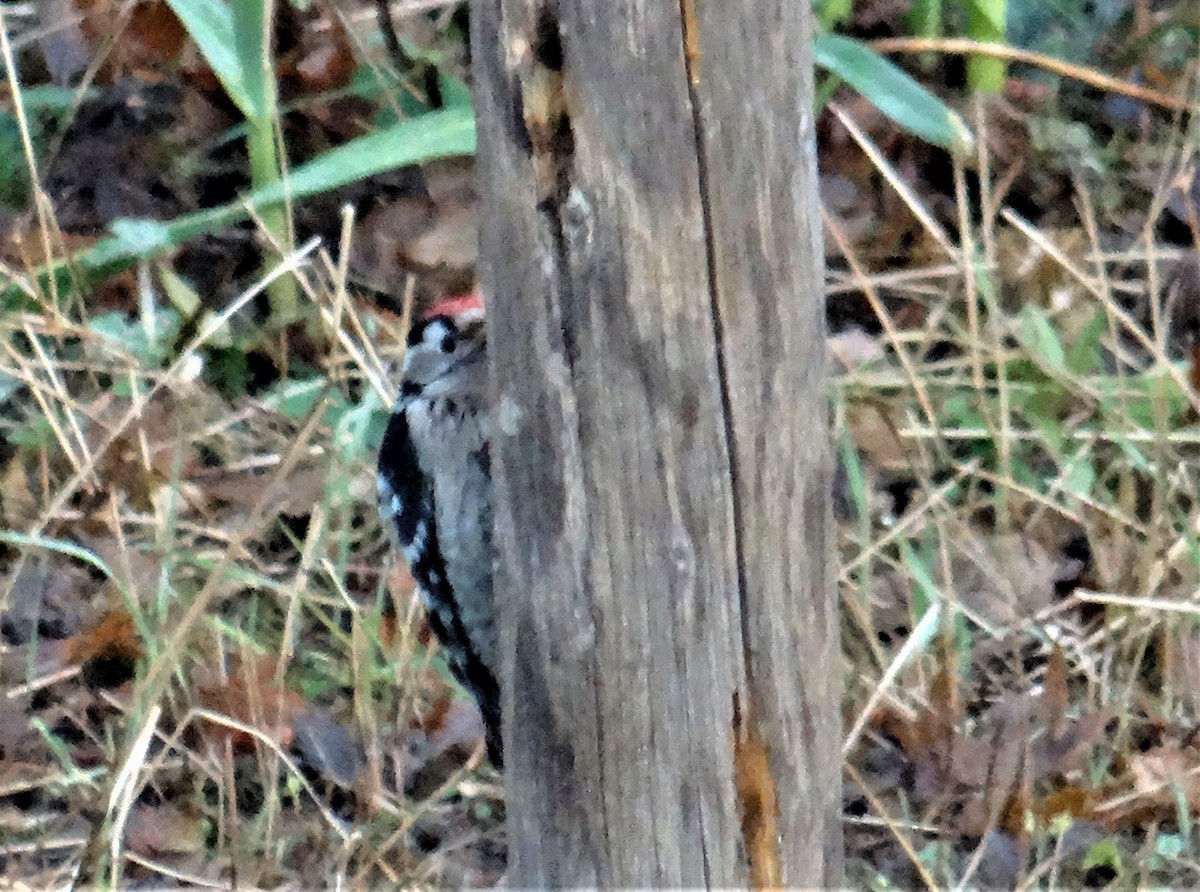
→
(504, 7, 613, 869)
(480, 0, 835, 882)
(675, 0, 751, 681)
(512, 4, 573, 209)
(677, 5, 783, 887)
(509, 3, 578, 366)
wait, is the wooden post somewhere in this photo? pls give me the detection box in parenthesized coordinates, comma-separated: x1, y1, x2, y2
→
(472, 1, 840, 886)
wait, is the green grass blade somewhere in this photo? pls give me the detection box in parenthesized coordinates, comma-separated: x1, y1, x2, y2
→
(4, 106, 477, 306)
(958, 0, 1008, 92)
(164, 0, 257, 119)
(230, 0, 272, 123)
(907, 0, 944, 39)
(256, 105, 476, 203)
(814, 34, 973, 152)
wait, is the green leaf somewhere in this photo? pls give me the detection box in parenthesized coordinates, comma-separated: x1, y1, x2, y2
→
(9, 414, 55, 450)
(1065, 306, 1107, 375)
(907, 0, 944, 39)
(124, 104, 474, 252)
(260, 377, 327, 420)
(962, 0, 1009, 93)
(1023, 398, 1065, 454)
(1016, 305, 1067, 374)
(5, 106, 476, 307)
(1060, 455, 1096, 502)
(208, 348, 251, 398)
(16, 85, 94, 112)
(941, 392, 986, 430)
(165, 0, 257, 119)
(333, 400, 379, 462)
(814, 34, 973, 152)
(1096, 366, 1188, 431)
(89, 309, 181, 365)
(1111, 433, 1151, 473)
(435, 72, 473, 111)
(958, 0, 1007, 37)
(1083, 839, 1122, 872)
(230, 0, 272, 123)
(248, 105, 476, 205)
(1156, 833, 1184, 859)
(109, 219, 174, 256)
(899, 539, 943, 617)
(1151, 832, 1185, 870)
(815, 0, 853, 30)
(838, 428, 871, 525)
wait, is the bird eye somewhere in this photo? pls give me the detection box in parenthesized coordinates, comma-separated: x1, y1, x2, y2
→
(440, 332, 458, 353)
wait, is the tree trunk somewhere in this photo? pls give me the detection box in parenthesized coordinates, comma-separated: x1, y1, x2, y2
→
(472, 1, 840, 886)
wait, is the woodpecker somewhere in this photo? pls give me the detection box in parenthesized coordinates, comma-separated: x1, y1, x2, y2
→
(377, 293, 501, 768)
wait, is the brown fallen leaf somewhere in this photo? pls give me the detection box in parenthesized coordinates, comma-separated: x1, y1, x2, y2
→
(74, 0, 186, 81)
(292, 8, 356, 93)
(197, 656, 305, 754)
(64, 606, 143, 689)
(403, 689, 488, 800)
(1036, 785, 1098, 823)
(123, 803, 205, 857)
(1, 558, 85, 644)
(949, 526, 1056, 631)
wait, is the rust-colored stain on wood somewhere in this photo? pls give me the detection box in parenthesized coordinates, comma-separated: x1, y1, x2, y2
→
(521, 64, 570, 201)
(678, 0, 702, 84)
(510, 6, 573, 204)
(733, 692, 782, 889)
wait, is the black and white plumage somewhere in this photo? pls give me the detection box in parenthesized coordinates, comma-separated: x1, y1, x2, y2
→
(377, 294, 502, 767)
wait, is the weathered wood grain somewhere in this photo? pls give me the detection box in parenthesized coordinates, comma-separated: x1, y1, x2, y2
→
(472, 0, 839, 885)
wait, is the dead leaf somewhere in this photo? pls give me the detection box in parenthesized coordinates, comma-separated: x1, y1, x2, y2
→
(1041, 644, 1070, 739)
(1129, 743, 1196, 799)
(828, 327, 885, 371)
(1092, 737, 1200, 829)
(381, 563, 417, 650)
(352, 158, 479, 304)
(0, 558, 85, 645)
(846, 402, 913, 474)
(83, 389, 199, 512)
(197, 656, 305, 754)
(1163, 254, 1200, 377)
(0, 696, 47, 767)
(403, 689, 487, 800)
(191, 462, 325, 518)
(1035, 710, 1115, 778)
(123, 804, 205, 857)
(74, 0, 186, 80)
(45, 79, 188, 228)
(928, 639, 961, 755)
(1036, 786, 1098, 823)
(994, 226, 1091, 318)
(293, 12, 356, 92)
(39, 0, 91, 84)
(951, 527, 1055, 631)
(74, 529, 164, 607)
(292, 709, 364, 788)
(0, 453, 41, 531)
(998, 786, 1030, 841)
(64, 607, 143, 688)
(972, 829, 1024, 890)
